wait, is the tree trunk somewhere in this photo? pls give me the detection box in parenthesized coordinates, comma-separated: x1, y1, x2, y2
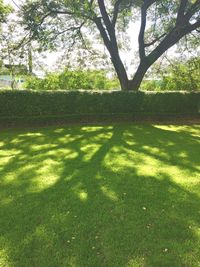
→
(113, 63, 130, 91)
(110, 53, 130, 91)
(94, 17, 130, 91)
(129, 62, 149, 91)
(113, 60, 149, 91)
(28, 46, 33, 75)
(118, 77, 130, 91)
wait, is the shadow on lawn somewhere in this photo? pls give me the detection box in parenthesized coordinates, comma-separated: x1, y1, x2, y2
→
(0, 124, 200, 267)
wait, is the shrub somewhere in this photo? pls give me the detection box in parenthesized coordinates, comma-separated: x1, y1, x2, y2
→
(24, 69, 120, 90)
(141, 57, 200, 91)
(0, 90, 199, 124)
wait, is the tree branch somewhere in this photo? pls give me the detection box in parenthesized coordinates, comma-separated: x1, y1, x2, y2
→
(94, 2, 129, 90)
(93, 17, 111, 51)
(46, 7, 91, 20)
(187, 19, 200, 32)
(138, 2, 148, 60)
(184, 0, 200, 21)
(112, 0, 123, 27)
(145, 0, 157, 9)
(52, 22, 85, 40)
(144, 33, 167, 47)
(97, 0, 115, 38)
(176, 0, 188, 25)
(147, 18, 200, 67)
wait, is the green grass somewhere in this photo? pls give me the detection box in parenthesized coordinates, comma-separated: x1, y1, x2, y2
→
(0, 124, 200, 267)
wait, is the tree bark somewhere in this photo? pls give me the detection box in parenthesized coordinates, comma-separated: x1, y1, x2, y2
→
(94, 15, 130, 91)
(110, 52, 130, 91)
(28, 46, 33, 75)
(130, 64, 149, 91)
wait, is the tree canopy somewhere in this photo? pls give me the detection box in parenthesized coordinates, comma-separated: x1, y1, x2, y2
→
(0, 0, 11, 24)
(20, 0, 200, 90)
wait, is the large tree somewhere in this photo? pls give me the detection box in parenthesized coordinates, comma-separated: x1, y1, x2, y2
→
(21, 0, 200, 91)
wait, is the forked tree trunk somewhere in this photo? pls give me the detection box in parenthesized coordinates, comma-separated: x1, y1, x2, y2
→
(111, 51, 148, 91)
(116, 62, 150, 91)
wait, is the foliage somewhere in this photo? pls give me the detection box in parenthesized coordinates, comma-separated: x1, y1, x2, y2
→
(0, 124, 200, 266)
(24, 69, 120, 90)
(141, 79, 163, 91)
(161, 57, 200, 91)
(0, 63, 9, 75)
(0, 64, 28, 75)
(141, 57, 200, 91)
(0, 0, 11, 24)
(21, 0, 200, 90)
(0, 90, 199, 124)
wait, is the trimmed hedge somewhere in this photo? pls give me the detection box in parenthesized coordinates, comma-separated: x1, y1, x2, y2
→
(0, 90, 199, 124)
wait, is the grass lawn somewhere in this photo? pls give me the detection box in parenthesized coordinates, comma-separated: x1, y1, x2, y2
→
(0, 124, 200, 267)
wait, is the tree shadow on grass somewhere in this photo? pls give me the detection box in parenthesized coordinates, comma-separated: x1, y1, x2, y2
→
(0, 124, 200, 267)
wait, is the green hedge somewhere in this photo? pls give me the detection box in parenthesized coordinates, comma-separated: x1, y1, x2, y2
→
(0, 90, 199, 124)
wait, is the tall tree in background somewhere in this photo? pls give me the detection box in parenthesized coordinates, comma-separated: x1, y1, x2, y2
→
(0, 1, 35, 79)
(21, 0, 200, 91)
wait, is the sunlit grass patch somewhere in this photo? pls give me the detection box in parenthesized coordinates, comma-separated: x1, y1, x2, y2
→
(0, 124, 199, 267)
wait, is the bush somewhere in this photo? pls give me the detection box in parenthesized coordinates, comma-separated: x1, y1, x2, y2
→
(141, 57, 200, 91)
(0, 90, 199, 124)
(24, 69, 120, 90)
